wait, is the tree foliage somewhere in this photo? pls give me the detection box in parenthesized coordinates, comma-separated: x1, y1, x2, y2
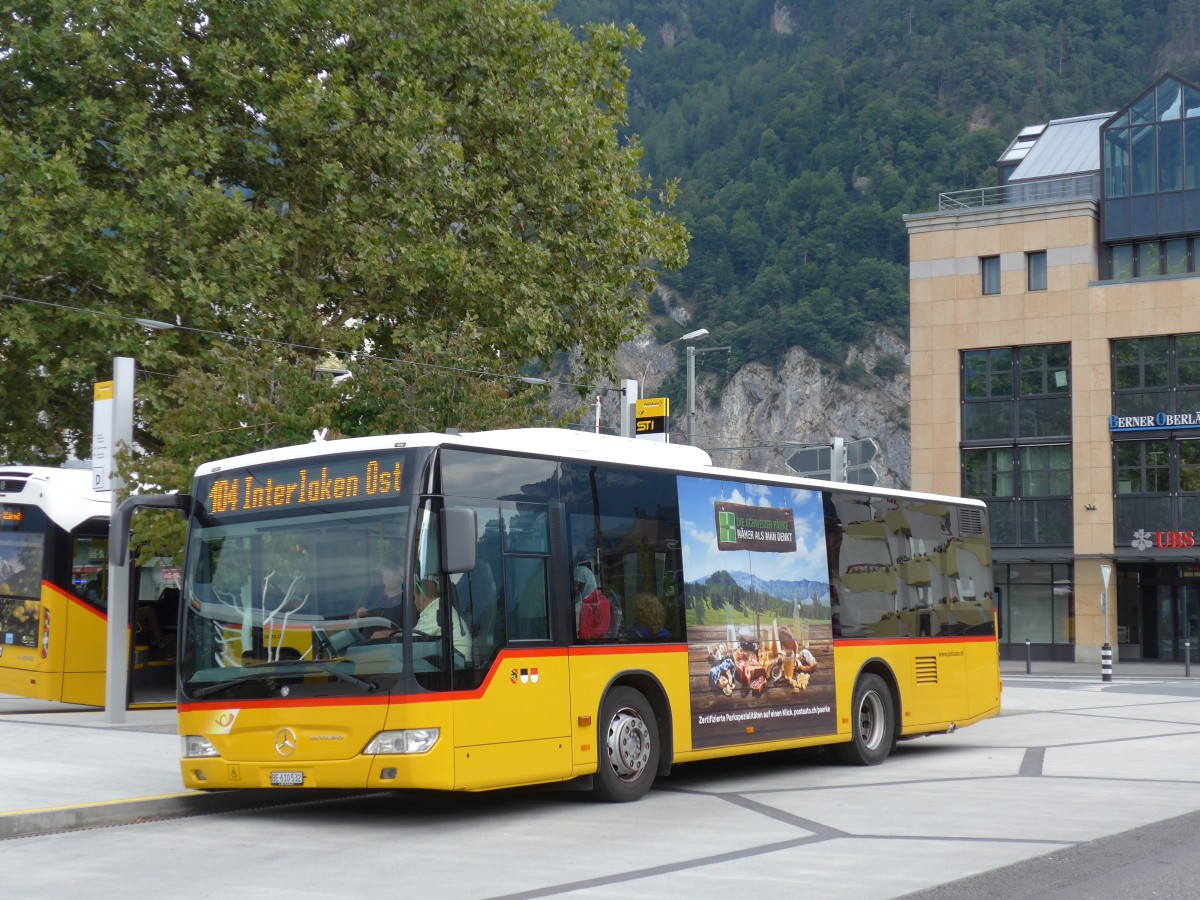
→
(0, 0, 688, 491)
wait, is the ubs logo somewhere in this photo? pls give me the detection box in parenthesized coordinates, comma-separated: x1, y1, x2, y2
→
(275, 727, 298, 757)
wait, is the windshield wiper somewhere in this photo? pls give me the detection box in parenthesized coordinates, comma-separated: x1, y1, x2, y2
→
(190, 659, 378, 699)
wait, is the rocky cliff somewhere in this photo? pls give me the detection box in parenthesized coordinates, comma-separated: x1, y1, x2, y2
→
(687, 334, 911, 487)
(575, 331, 911, 488)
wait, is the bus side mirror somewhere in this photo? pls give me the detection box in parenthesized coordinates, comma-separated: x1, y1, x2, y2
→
(109, 494, 193, 566)
(441, 507, 477, 574)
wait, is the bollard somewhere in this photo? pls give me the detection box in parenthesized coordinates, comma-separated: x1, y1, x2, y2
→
(1101, 642, 1112, 682)
(1187, 641, 1192, 678)
(1025, 638, 1031, 675)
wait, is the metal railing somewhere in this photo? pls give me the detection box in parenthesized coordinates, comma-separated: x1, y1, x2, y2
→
(938, 174, 1099, 211)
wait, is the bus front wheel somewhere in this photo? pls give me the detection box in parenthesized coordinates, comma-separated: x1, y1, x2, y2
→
(593, 687, 659, 802)
(836, 673, 894, 766)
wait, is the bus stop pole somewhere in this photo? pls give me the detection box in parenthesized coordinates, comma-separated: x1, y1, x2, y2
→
(104, 357, 135, 724)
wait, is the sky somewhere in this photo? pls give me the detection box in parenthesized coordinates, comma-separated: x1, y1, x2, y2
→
(677, 476, 829, 585)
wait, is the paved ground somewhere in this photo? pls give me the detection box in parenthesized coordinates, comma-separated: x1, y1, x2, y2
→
(0, 657, 1193, 841)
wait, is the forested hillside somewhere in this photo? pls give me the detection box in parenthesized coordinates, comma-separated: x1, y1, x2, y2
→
(558, 0, 1200, 379)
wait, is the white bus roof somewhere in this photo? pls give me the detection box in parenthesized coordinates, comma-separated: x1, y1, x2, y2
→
(0, 466, 112, 532)
(189, 428, 984, 511)
(194, 428, 713, 476)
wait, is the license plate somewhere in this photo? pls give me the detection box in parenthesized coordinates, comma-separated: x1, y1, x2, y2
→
(270, 771, 304, 786)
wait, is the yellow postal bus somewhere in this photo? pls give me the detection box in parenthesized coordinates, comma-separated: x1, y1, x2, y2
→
(114, 429, 1000, 801)
(0, 466, 177, 707)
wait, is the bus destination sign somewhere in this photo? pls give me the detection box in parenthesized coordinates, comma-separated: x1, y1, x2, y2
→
(205, 455, 407, 516)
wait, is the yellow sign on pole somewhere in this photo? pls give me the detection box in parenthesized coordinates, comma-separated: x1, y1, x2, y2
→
(635, 397, 670, 439)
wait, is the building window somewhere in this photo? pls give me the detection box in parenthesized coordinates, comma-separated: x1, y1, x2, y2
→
(1111, 335, 1200, 544)
(1112, 335, 1174, 417)
(1111, 244, 1135, 279)
(1166, 238, 1189, 274)
(1107, 238, 1200, 279)
(1027, 251, 1047, 291)
(981, 256, 1000, 295)
(1137, 241, 1162, 277)
(994, 563, 1074, 646)
(1112, 439, 1200, 540)
(962, 344, 1072, 547)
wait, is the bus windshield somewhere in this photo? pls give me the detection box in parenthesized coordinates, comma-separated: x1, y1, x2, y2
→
(179, 449, 437, 701)
(0, 504, 47, 649)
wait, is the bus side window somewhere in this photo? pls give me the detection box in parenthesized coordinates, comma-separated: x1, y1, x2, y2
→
(505, 557, 549, 640)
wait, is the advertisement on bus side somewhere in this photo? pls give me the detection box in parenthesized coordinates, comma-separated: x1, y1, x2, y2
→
(678, 476, 837, 750)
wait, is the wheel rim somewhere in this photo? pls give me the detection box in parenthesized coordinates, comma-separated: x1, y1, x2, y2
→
(856, 690, 885, 750)
(605, 706, 652, 781)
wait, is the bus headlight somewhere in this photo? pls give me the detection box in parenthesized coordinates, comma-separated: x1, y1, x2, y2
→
(363, 728, 439, 755)
(181, 735, 220, 758)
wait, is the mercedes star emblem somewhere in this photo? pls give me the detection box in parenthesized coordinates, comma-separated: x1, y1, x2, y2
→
(275, 727, 298, 757)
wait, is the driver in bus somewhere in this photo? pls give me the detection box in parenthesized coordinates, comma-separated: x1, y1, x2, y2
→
(356, 569, 471, 659)
(355, 559, 406, 638)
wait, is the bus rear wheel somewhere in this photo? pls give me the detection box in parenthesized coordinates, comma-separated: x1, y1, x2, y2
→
(593, 687, 659, 802)
(836, 673, 894, 766)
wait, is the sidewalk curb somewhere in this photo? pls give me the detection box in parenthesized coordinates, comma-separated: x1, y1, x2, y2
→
(0, 789, 364, 840)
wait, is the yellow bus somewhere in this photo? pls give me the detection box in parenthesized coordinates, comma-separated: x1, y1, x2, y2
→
(114, 429, 1000, 801)
(0, 466, 178, 707)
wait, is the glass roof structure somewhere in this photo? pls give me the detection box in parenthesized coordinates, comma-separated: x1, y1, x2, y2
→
(1101, 74, 1200, 241)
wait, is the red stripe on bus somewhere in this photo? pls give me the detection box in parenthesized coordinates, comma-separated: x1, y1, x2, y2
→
(177, 644, 688, 713)
(43, 581, 110, 623)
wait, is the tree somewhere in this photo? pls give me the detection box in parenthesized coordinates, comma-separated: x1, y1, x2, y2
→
(0, 0, 688, 480)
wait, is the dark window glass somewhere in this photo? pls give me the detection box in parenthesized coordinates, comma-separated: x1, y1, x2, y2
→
(1114, 337, 1170, 390)
(1185, 119, 1200, 189)
(1113, 392, 1163, 418)
(1020, 344, 1070, 395)
(1137, 241, 1161, 277)
(1132, 90, 1156, 126)
(1020, 498, 1072, 544)
(963, 348, 1013, 398)
(1177, 335, 1200, 385)
(1115, 441, 1170, 493)
(1131, 125, 1156, 194)
(440, 449, 558, 502)
(1159, 121, 1183, 191)
(1178, 440, 1200, 492)
(1160, 80, 1183, 121)
(963, 400, 1013, 441)
(1021, 445, 1072, 497)
(445, 500, 505, 675)
(505, 557, 549, 640)
(561, 463, 684, 644)
(1018, 397, 1071, 438)
(1165, 239, 1189, 274)
(986, 500, 1016, 545)
(1027, 251, 1047, 291)
(981, 256, 1000, 295)
(1115, 495, 1170, 540)
(963, 345, 1072, 546)
(1111, 244, 1134, 279)
(963, 449, 1015, 498)
(1105, 129, 1130, 198)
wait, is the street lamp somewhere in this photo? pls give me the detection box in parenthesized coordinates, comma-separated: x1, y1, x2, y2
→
(639, 328, 708, 399)
(686, 343, 731, 446)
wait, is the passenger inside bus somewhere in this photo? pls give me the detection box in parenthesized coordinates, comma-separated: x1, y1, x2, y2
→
(573, 565, 611, 640)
